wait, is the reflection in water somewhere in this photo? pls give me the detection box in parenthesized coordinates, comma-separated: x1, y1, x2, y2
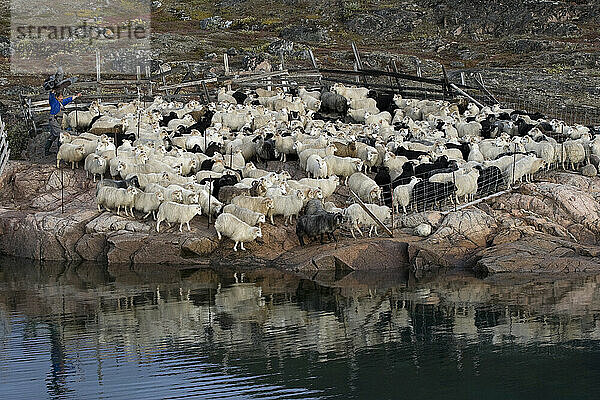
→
(1, 257, 600, 399)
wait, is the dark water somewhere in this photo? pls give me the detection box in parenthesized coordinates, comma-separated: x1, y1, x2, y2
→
(1, 258, 600, 399)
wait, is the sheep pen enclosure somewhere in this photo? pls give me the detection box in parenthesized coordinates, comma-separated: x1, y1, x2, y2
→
(3, 44, 600, 268)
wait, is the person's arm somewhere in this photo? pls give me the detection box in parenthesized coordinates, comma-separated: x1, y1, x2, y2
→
(61, 92, 81, 106)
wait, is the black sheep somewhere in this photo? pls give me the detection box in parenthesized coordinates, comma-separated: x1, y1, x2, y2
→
(320, 90, 348, 115)
(445, 142, 471, 160)
(391, 162, 416, 188)
(96, 175, 140, 193)
(413, 155, 451, 176)
(411, 181, 456, 212)
(421, 162, 459, 180)
(475, 165, 504, 196)
(296, 212, 344, 246)
(201, 173, 239, 198)
(204, 142, 222, 157)
(200, 159, 215, 171)
(159, 111, 178, 127)
(395, 146, 428, 160)
(374, 166, 392, 207)
(180, 109, 215, 135)
(232, 91, 247, 105)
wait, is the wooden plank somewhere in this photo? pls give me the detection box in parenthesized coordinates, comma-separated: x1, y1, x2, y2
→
(230, 70, 289, 84)
(157, 77, 218, 91)
(449, 83, 486, 108)
(349, 189, 393, 238)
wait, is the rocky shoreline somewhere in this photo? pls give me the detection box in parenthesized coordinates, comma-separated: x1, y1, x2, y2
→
(1, 160, 600, 275)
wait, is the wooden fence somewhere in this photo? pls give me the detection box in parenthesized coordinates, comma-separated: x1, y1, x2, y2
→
(0, 115, 10, 177)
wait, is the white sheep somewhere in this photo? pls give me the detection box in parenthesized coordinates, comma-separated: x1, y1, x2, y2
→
(96, 186, 138, 216)
(273, 133, 296, 162)
(57, 143, 86, 169)
(298, 144, 337, 170)
(214, 213, 262, 251)
(298, 176, 339, 199)
(306, 154, 328, 179)
(156, 202, 202, 232)
(392, 176, 421, 214)
(523, 137, 555, 170)
(562, 139, 587, 170)
(134, 191, 164, 220)
(217, 88, 237, 104)
(502, 154, 539, 187)
(355, 143, 379, 173)
(348, 172, 382, 204)
(196, 188, 224, 216)
(222, 204, 266, 227)
(231, 196, 274, 217)
(344, 203, 391, 238)
(269, 190, 306, 225)
(324, 155, 363, 185)
(84, 153, 108, 182)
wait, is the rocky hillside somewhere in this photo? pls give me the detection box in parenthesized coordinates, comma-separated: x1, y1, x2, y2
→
(148, 0, 600, 107)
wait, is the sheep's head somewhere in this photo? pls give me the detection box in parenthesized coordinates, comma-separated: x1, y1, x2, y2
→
(370, 187, 382, 201)
(172, 191, 183, 202)
(155, 192, 165, 201)
(263, 198, 274, 209)
(257, 214, 266, 224)
(75, 144, 85, 155)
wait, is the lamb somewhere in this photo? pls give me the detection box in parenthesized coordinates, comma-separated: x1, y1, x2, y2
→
(156, 202, 203, 232)
(562, 139, 587, 170)
(214, 213, 263, 251)
(355, 143, 379, 173)
(349, 97, 378, 111)
(269, 190, 306, 225)
(467, 142, 485, 163)
(298, 145, 337, 170)
(298, 176, 339, 199)
(344, 203, 391, 238)
(392, 176, 421, 214)
(196, 188, 224, 216)
(323, 201, 344, 214)
(84, 153, 108, 182)
(296, 211, 344, 245)
(348, 172, 382, 204)
(273, 133, 296, 162)
(231, 196, 274, 218)
(333, 84, 369, 101)
(429, 168, 480, 203)
(503, 154, 539, 187)
(457, 121, 482, 138)
(217, 88, 237, 104)
(222, 204, 266, 227)
(128, 172, 164, 189)
(96, 186, 138, 217)
(57, 143, 86, 169)
(306, 154, 328, 179)
(382, 152, 408, 176)
(134, 191, 164, 220)
(145, 183, 184, 203)
(523, 136, 555, 170)
(324, 155, 363, 185)
(166, 184, 199, 205)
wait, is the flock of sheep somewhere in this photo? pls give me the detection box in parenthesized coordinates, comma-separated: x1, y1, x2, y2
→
(53, 81, 600, 250)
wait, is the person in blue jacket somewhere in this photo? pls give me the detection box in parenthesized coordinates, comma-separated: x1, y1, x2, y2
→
(45, 89, 81, 156)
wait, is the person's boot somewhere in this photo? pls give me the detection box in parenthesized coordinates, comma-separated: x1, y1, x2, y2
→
(44, 137, 53, 156)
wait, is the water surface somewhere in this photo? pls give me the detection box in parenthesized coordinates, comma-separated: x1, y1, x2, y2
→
(1, 258, 599, 399)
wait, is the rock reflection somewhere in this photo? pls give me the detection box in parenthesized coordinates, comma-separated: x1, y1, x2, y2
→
(1, 257, 600, 398)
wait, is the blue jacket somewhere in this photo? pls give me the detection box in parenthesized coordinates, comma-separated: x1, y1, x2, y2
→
(49, 92, 73, 115)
